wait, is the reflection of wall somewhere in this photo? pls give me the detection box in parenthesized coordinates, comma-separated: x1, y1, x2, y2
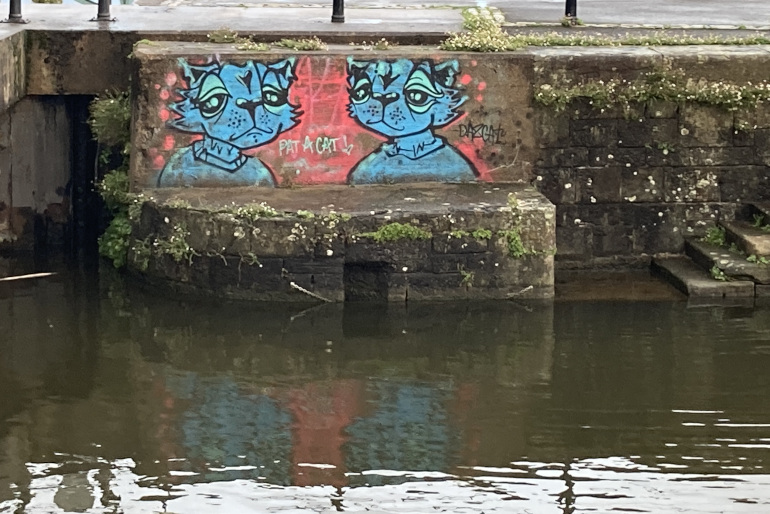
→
(345, 382, 457, 481)
(164, 372, 293, 484)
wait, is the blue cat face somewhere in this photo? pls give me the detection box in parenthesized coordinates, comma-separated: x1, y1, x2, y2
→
(346, 58, 466, 138)
(169, 58, 301, 150)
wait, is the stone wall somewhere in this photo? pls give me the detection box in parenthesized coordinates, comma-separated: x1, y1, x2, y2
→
(3, 32, 770, 266)
(0, 31, 25, 114)
(531, 46, 770, 268)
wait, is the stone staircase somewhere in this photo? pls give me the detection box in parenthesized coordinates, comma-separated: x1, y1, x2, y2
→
(653, 203, 770, 299)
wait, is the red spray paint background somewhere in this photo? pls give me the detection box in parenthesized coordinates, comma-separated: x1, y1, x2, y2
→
(149, 56, 493, 185)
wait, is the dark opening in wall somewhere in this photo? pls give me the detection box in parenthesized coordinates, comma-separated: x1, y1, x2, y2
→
(344, 261, 390, 302)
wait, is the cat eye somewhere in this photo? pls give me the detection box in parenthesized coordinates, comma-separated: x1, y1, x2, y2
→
(350, 80, 372, 104)
(404, 85, 438, 114)
(404, 70, 442, 114)
(199, 93, 228, 118)
(405, 89, 431, 106)
(196, 74, 229, 119)
(262, 86, 288, 108)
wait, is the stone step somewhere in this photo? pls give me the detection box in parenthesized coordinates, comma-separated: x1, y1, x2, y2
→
(652, 255, 755, 298)
(746, 202, 770, 223)
(685, 238, 770, 285)
(720, 220, 770, 257)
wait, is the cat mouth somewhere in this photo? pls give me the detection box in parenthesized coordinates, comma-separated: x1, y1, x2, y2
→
(229, 125, 272, 142)
(367, 119, 403, 132)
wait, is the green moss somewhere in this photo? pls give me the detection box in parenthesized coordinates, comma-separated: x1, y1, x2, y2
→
(236, 39, 270, 51)
(208, 28, 239, 43)
(154, 224, 198, 264)
(701, 226, 727, 247)
(535, 67, 770, 113)
(232, 202, 279, 222)
(499, 228, 530, 258)
(275, 37, 327, 51)
(98, 214, 132, 269)
(295, 210, 315, 219)
(471, 228, 493, 240)
(98, 170, 131, 213)
(130, 237, 152, 272)
(710, 265, 728, 281)
(89, 91, 131, 149)
(450, 230, 471, 238)
(360, 222, 432, 243)
(460, 268, 475, 288)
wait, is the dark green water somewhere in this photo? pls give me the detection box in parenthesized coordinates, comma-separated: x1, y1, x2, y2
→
(1, 269, 770, 512)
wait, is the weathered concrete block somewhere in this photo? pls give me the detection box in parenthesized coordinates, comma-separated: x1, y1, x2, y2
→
(588, 147, 646, 168)
(536, 168, 578, 205)
(577, 167, 622, 204)
(617, 118, 678, 148)
(664, 168, 720, 203)
(719, 166, 770, 202)
(571, 119, 617, 147)
(536, 148, 589, 168)
(646, 100, 679, 119)
(620, 167, 665, 203)
(432, 234, 489, 254)
(679, 105, 733, 147)
(128, 184, 554, 300)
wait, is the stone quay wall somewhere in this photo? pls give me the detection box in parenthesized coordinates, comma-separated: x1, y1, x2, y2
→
(130, 43, 770, 270)
(1, 30, 769, 268)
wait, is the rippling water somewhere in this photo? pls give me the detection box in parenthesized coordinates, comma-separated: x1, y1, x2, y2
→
(1, 269, 769, 512)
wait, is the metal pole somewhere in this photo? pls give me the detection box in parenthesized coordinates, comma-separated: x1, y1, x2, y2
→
(332, 0, 344, 23)
(2, 0, 28, 24)
(91, 0, 116, 22)
(565, 0, 577, 19)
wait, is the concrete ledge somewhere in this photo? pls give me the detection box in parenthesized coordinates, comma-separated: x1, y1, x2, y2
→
(128, 183, 555, 301)
(652, 255, 755, 298)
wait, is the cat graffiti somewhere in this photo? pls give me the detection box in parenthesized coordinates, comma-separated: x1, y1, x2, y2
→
(158, 58, 301, 187)
(345, 58, 478, 184)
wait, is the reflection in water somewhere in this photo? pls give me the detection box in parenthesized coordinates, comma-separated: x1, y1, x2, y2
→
(1, 269, 769, 512)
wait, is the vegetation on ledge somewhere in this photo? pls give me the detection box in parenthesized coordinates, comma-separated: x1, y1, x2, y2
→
(359, 223, 432, 243)
(535, 67, 770, 113)
(441, 7, 770, 52)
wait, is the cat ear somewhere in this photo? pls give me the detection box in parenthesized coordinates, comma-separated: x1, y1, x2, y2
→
(178, 58, 219, 88)
(268, 58, 297, 84)
(347, 57, 370, 72)
(432, 60, 460, 88)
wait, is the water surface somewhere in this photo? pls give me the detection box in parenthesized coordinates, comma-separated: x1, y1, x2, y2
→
(1, 269, 769, 512)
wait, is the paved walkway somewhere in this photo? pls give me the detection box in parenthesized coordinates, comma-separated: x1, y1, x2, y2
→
(2, 0, 770, 40)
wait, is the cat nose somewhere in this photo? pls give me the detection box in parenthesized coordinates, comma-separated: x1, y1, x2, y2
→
(235, 98, 262, 123)
(373, 92, 399, 108)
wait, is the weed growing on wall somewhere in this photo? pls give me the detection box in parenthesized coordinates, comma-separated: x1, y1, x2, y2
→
(359, 223, 432, 243)
(89, 91, 138, 269)
(535, 67, 770, 113)
(441, 8, 518, 52)
(275, 37, 328, 51)
(88, 90, 131, 151)
(701, 226, 727, 247)
(441, 8, 770, 52)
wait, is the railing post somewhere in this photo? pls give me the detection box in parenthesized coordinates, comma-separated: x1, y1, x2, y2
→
(91, 0, 116, 22)
(564, 0, 577, 21)
(2, 0, 28, 24)
(331, 0, 344, 23)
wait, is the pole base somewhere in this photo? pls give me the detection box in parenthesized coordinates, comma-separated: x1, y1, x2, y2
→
(1, 17, 29, 23)
(331, 14, 344, 23)
(90, 16, 116, 22)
